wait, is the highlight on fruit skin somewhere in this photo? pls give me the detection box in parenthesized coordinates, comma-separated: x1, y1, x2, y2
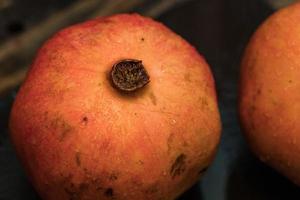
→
(239, 2, 300, 186)
(9, 13, 221, 200)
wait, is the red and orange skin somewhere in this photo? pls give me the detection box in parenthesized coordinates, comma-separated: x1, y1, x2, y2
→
(10, 14, 221, 200)
(239, 2, 300, 186)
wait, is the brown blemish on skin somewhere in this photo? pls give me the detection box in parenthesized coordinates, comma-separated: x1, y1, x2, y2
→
(64, 183, 89, 200)
(149, 92, 157, 105)
(90, 177, 102, 191)
(75, 152, 81, 167)
(198, 97, 209, 108)
(83, 168, 94, 180)
(50, 116, 73, 141)
(62, 173, 103, 200)
(141, 37, 145, 41)
(104, 188, 114, 197)
(170, 154, 187, 178)
(82, 116, 88, 125)
(184, 73, 191, 82)
(198, 167, 208, 175)
(64, 181, 89, 200)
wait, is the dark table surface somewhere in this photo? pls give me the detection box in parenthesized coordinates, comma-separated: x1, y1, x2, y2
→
(1, 0, 300, 199)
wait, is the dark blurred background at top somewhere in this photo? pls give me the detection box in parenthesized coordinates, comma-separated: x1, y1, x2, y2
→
(0, 0, 299, 200)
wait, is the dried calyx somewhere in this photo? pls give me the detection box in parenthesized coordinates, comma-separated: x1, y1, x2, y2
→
(110, 59, 150, 92)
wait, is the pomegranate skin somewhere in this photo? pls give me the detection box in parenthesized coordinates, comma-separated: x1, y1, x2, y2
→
(239, 2, 300, 186)
(10, 14, 221, 200)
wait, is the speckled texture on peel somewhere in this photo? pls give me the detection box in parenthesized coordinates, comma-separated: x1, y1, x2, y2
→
(10, 14, 221, 200)
(239, 2, 300, 186)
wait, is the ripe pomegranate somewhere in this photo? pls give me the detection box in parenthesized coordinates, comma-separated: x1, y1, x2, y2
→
(10, 14, 221, 200)
(239, 2, 300, 186)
